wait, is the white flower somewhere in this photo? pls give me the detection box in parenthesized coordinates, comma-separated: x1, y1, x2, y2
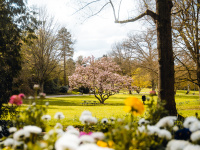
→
(189, 121, 200, 132)
(28, 96, 34, 100)
(101, 118, 108, 124)
(44, 129, 64, 140)
(183, 144, 200, 150)
(3, 138, 15, 147)
(173, 126, 179, 132)
(33, 84, 40, 90)
(166, 140, 190, 150)
(80, 115, 97, 124)
(81, 110, 92, 116)
(77, 143, 114, 150)
(66, 125, 75, 131)
(66, 129, 80, 136)
(39, 92, 46, 98)
(156, 116, 177, 128)
(32, 102, 36, 106)
(23, 125, 42, 134)
(147, 125, 160, 135)
(54, 123, 63, 129)
(183, 117, 198, 128)
(13, 129, 30, 141)
(55, 133, 80, 150)
(9, 127, 17, 133)
(110, 117, 115, 122)
(41, 115, 51, 121)
(137, 125, 160, 135)
(191, 130, 200, 142)
(138, 118, 149, 126)
(45, 102, 49, 106)
(13, 141, 26, 150)
(117, 118, 123, 122)
(54, 112, 65, 119)
(157, 129, 172, 140)
(138, 125, 146, 133)
(124, 125, 130, 130)
(91, 132, 105, 141)
(79, 135, 95, 144)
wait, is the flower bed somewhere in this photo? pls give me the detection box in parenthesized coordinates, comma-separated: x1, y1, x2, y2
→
(0, 95, 200, 150)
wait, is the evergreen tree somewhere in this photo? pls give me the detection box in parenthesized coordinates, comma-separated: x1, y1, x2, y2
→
(57, 27, 74, 85)
(0, 0, 37, 109)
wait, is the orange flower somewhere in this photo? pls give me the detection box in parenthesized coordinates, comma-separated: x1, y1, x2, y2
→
(124, 97, 145, 116)
(97, 141, 108, 147)
(97, 140, 114, 148)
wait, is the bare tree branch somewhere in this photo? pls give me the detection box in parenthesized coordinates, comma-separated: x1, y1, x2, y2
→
(115, 9, 157, 23)
(72, 0, 101, 15)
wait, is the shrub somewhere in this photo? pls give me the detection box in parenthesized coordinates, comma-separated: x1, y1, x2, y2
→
(79, 86, 90, 94)
(59, 86, 69, 93)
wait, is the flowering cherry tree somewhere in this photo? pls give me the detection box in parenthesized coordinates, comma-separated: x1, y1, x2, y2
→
(69, 56, 133, 104)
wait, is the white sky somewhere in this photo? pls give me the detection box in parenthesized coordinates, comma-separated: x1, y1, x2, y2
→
(27, 0, 145, 60)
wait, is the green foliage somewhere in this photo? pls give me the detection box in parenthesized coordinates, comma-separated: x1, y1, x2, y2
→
(59, 86, 69, 93)
(44, 79, 59, 94)
(146, 99, 168, 125)
(13, 104, 48, 130)
(0, 0, 37, 105)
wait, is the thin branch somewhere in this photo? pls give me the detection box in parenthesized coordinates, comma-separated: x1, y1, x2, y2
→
(72, 0, 101, 15)
(90, 2, 110, 17)
(109, 0, 117, 21)
(117, 0, 123, 20)
(81, 2, 110, 22)
(115, 9, 157, 23)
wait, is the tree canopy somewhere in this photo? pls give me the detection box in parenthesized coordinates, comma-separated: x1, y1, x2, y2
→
(0, 0, 37, 105)
(69, 56, 133, 104)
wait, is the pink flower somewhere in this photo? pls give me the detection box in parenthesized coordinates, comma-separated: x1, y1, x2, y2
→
(149, 90, 156, 96)
(18, 93, 25, 99)
(9, 94, 24, 105)
(80, 131, 93, 136)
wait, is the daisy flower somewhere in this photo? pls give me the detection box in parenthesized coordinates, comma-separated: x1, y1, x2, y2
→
(54, 112, 65, 120)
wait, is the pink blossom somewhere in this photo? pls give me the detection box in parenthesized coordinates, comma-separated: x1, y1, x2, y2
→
(80, 131, 93, 136)
(18, 93, 25, 99)
(69, 56, 133, 103)
(149, 90, 156, 96)
(9, 94, 24, 105)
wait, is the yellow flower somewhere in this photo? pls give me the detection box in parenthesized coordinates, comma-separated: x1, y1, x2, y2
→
(97, 140, 108, 147)
(97, 140, 115, 148)
(2, 147, 13, 150)
(124, 97, 145, 116)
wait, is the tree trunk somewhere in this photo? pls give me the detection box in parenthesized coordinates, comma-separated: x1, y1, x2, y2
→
(64, 51, 67, 86)
(40, 82, 44, 93)
(156, 0, 177, 115)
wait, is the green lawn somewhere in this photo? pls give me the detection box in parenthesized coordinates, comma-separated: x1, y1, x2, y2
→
(21, 89, 200, 127)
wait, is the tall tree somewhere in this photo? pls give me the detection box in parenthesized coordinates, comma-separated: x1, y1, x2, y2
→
(172, 0, 200, 97)
(57, 27, 74, 85)
(28, 8, 60, 92)
(75, 0, 177, 115)
(0, 0, 36, 107)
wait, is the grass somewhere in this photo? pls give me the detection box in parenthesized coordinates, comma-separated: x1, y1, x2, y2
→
(20, 89, 200, 127)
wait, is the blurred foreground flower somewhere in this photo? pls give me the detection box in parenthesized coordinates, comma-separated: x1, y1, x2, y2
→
(149, 90, 156, 96)
(39, 92, 46, 99)
(9, 93, 25, 106)
(124, 97, 145, 116)
(54, 112, 65, 120)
